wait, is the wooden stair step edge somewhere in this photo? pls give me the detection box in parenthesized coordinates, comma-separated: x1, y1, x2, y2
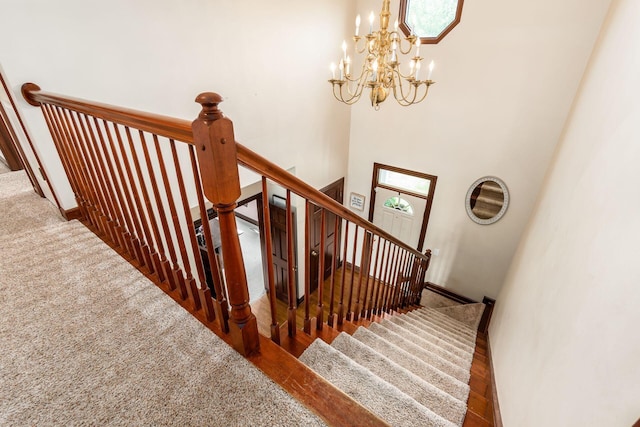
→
(248, 335, 389, 427)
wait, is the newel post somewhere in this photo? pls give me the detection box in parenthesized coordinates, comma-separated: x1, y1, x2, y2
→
(192, 93, 259, 356)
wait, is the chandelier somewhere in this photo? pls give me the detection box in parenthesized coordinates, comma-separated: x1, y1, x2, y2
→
(329, 0, 435, 109)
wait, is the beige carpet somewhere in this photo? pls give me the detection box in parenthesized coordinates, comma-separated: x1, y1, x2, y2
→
(0, 161, 10, 174)
(0, 171, 325, 426)
(300, 302, 481, 426)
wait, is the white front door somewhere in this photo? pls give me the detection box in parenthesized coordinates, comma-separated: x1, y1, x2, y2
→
(372, 187, 426, 249)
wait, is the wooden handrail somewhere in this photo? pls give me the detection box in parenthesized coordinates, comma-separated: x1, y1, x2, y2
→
(22, 84, 429, 262)
(22, 83, 195, 145)
(236, 145, 429, 261)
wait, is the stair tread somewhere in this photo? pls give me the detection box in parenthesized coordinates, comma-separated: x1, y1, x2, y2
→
(387, 316, 476, 353)
(371, 322, 471, 383)
(377, 319, 473, 366)
(400, 312, 477, 346)
(330, 332, 467, 426)
(352, 327, 470, 401)
(417, 307, 478, 332)
(299, 339, 457, 427)
(398, 314, 476, 348)
(406, 310, 478, 340)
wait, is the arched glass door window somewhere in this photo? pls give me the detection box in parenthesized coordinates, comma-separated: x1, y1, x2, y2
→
(399, 0, 464, 44)
(383, 196, 414, 214)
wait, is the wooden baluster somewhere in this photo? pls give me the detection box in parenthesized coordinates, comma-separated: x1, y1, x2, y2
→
(353, 231, 373, 321)
(96, 118, 139, 262)
(396, 249, 410, 309)
(359, 233, 374, 319)
(416, 249, 431, 304)
(70, 111, 112, 238)
(90, 117, 133, 254)
(123, 126, 165, 276)
(105, 122, 147, 265)
(285, 190, 297, 337)
(396, 251, 410, 308)
(192, 93, 259, 356)
(154, 137, 190, 299)
(170, 140, 203, 310)
(346, 226, 359, 321)
(337, 221, 350, 325)
(40, 105, 88, 220)
(303, 200, 312, 334)
(80, 114, 125, 247)
(316, 208, 326, 331)
(58, 107, 101, 228)
(261, 177, 280, 344)
(190, 145, 227, 326)
(401, 254, 414, 307)
(390, 247, 406, 311)
(113, 124, 155, 272)
(327, 215, 340, 327)
(370, 238, 387, 317)
(365, 235, 382, 319)
(389, 249, 404, 310)
(126, 128, 166, 282)
(382, 245, 399, 313)
(138, 131, 176, 289)
(377, 239, 392, 315)
(150, 134, 184, 291)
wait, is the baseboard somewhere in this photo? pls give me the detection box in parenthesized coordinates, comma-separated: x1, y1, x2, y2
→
(61, 207, 83, 221)
(487, 334, 503, 427)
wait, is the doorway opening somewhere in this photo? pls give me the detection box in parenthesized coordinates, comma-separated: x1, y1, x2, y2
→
(368, 163, 437, 251)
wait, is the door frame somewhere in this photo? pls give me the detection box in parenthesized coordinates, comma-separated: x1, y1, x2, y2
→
(368, 163, 437, 252)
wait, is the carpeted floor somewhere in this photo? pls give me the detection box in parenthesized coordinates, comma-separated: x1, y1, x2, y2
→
(0, 161, 11, 175)
(0, 171, 325, 426)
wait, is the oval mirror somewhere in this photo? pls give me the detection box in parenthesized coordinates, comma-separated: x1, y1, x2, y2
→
(465, 176, 509, 225)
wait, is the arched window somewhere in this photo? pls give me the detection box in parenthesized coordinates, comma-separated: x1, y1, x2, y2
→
(383, 196, 414, 214)
(399, 0, 464, 44)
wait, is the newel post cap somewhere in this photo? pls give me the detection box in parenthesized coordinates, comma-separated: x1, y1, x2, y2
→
(195, 92, 224, 121)
(21, 83, 42, 107)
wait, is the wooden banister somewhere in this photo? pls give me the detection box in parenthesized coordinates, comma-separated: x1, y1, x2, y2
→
(22, 83, 434, 361)
(191, 92, 259, 356)
(21, 83, 429, 264)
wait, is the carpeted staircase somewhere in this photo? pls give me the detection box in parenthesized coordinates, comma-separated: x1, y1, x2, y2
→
(299, 305, 482, 426)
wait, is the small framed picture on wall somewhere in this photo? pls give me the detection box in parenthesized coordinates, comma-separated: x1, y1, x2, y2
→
(349, 192, 366, 211)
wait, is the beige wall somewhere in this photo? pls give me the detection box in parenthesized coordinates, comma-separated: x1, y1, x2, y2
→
(490, 0, 640, 424)
(346, 0, 611, 300)
(0, 0, 355, 208)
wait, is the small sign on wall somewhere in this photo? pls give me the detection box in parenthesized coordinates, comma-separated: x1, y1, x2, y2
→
(349, 192, 365, 211)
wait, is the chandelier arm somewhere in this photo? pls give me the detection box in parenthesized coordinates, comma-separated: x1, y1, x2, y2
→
(392, 71, 415, 103)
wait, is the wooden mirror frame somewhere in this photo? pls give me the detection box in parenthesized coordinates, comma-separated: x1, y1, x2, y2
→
(465, 176, 509, 225)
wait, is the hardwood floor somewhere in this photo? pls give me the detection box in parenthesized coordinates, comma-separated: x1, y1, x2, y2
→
(464, 333, 495, 426)
(251, 265, 497, 426)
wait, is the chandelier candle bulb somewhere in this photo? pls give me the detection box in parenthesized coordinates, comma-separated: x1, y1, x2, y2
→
(355, 14, 361, 36)
(369, 11, 374, 33)
(415, 39, 421, 57)
(346, 56, 351, 76)
(415, 61, 421, 80)
(330, 63, 336, 80)
(394, 18, 399, 31)
(428, 60, 435, 80)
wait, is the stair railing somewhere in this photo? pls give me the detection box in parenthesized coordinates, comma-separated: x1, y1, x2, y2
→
(21, 84, 431, 355)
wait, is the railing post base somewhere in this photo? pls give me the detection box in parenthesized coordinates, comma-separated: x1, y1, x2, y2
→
(230, 314, 260, 356)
